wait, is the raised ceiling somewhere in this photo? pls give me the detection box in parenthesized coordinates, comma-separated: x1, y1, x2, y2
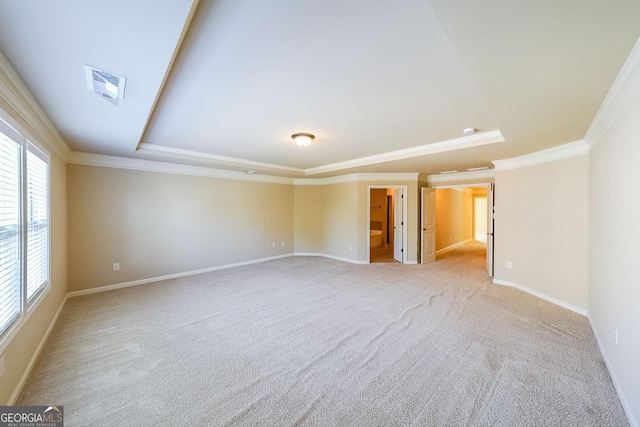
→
(1, 0, 639, 177)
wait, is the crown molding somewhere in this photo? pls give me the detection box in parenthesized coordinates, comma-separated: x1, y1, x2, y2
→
(585, 36, 640, 150)
(492, 140, 589, 171)
(137, 143, 305, 175)
(294, 173, 421, 186)
(67, 151, 295, 184)
(304, 130, 504, 175)
(427, 169, 495, 185)
(139, 131, 504, 177)
(0, 50, 70, 160)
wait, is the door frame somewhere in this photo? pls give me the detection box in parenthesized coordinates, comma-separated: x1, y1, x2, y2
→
(432, 182, 494, 276)
(367, 185, 408, 264)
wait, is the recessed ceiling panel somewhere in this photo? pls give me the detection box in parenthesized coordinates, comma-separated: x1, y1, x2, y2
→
(142, 0, 497, 169)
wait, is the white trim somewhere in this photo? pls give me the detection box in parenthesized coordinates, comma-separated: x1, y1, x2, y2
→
(492, 140, 589, 171)
(436, 239, 473, 255)
(293, 253, 366, 264)
(7, 294, 68, 405)
(137, 143, 305, 175)
(0, 50, 70, 160)
(587, 316, 639, 427)
(305, 130, 504, 176)
(492, 279, 587, 316)
(427, 169, 495, 185)
(585, 36, 640, 151)
(67, 254, 294, 298)
(295, 173, 420, 186)
(67, 152, 295, 185)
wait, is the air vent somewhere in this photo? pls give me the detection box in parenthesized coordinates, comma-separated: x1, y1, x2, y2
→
(84, 65, 126, 106)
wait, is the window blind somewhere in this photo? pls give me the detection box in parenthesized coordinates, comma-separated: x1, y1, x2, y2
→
(26, 142, 48, 301)
(0, 129, 21, 335)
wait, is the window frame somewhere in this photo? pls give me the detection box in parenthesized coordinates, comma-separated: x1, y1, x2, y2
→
(0, 108, 51, 352)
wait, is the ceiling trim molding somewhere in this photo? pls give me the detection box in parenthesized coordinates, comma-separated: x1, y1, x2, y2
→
(304, 130, 504, 176)
(492, 140, 589, 171)
(427, 169, 495, 185)
(67, 151, 294, 185)
(584, 36, 640, 150)
(0, 51, 71, 160)
(294, 173, 421, 186)
(137, 143, 305, 174)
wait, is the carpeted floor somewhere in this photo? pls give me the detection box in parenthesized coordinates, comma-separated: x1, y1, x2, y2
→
(18, 241, 627, 426)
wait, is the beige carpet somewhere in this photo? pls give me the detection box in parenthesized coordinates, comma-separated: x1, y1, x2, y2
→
(19, 242, 627, 426)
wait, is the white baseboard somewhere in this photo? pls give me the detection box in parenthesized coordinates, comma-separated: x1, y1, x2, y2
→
(492, 279, 588, 316)
(68, 253, 294, 298)
(436, 239, 474, 255)
(293, 252, 367, 264)
(587, 316, 638, 427)
(8, 294, 68, 405)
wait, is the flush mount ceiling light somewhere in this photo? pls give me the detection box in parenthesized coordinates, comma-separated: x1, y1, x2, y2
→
(462, 127, 476, 136)
(85, 64, 126, 106)
(291, 133, 315, 147)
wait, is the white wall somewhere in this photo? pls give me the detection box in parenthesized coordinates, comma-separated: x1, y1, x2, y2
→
(589, 88, 640, 426)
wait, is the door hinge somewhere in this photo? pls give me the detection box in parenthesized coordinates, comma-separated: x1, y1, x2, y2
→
(401, 249, 403, 252)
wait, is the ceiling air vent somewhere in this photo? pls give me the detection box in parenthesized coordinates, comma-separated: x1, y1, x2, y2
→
(84, 65, 126, 106)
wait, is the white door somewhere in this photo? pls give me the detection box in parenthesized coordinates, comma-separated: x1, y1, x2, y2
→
(486, 183, 495, 276)
(393, 188, 403, 262)
(421, 187, 436, 264)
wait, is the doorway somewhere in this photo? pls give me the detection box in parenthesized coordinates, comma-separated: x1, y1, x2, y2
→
(424, 183, 494, 276)
(368, 186, 407, 263)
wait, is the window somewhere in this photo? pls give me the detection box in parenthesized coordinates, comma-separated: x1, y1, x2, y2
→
(0, 113, 50, 338)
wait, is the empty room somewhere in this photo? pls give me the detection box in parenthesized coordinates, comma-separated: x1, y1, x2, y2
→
(0, 1, 639, 425)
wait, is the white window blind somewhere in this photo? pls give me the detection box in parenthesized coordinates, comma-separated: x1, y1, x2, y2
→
(0, 112, 50, 342)
(0, 125, 21, 335)
(26, 142, 48, 301)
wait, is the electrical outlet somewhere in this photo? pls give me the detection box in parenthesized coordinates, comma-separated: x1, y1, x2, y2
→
(614, 329, 618, 345)
(0, 355, 5, 379)
(348, 245, 352, 251)
(507, 261, 513, 269)
(281, 242, 284, 247)
(113, 263, 120, 271)
(272, 243, 276, 248)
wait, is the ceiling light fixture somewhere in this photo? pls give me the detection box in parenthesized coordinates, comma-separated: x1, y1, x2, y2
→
(243, 170, 257, 175)
(291, 133, 315, 147)
(462, 127, 476, 136)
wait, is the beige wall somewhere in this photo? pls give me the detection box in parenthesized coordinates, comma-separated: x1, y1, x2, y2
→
(0, 101, 68, 405)
(293, 185, 324, 254)
(435, 188, 474, 251)
(589, 88, 640, 423)
(494, 155, 589, 311)
(294, 182, 359, 261)
(67, 165, 294, 292)
(295, 179, 421, 263)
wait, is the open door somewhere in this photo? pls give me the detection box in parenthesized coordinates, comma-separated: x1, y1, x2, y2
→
(486, 183, 495, 276)
(393, 188, 404, 262)
(421, 187, 436, 264)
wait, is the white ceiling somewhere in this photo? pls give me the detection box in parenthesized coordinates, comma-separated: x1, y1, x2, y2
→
(1, 0, 639, 178)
